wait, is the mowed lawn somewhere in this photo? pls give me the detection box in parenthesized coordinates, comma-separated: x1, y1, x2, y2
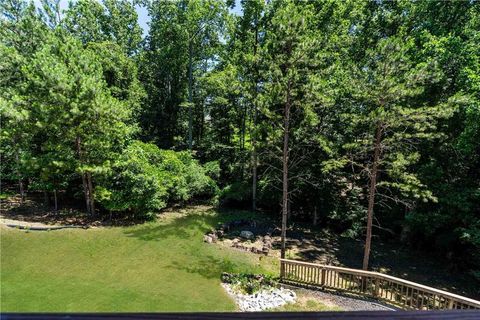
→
(0, 207, 278, 312)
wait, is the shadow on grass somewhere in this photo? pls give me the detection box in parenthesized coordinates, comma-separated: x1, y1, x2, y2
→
(167, 255, 238, 279)
(123, 208, 265, 242)
(123, 212, 219, 241)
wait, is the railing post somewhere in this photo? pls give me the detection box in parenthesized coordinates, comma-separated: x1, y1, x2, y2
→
(374, 278, 379, 297)
(276, 259, 480, 310)
(448, 299, 454, 309)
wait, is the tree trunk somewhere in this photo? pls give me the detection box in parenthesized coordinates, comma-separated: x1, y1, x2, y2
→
(240, 101, 246, 180)
(313, 206, 318, 226)
(43, 190, 49, 207)
(362, 123, 383, 270)
(252, 134, 257, 211)
(281, 79, 292, 259)
(15, 150, 25, 204)
(53, 189, 58, 211)
(188, 41, 194, 150)
(251, 13, 259, 212)
(76, 137, 91, 214)
(81, 172, 90, 214)
(87, 171, 95, 215)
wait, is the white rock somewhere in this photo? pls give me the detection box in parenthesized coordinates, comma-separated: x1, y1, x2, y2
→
(222, 283, 297, 312)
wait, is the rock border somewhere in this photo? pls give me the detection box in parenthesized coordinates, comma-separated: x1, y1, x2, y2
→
(221, 282, 296, 311)
(203, 219, 273, 256)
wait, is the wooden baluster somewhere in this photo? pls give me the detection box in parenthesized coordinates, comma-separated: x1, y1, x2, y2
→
(405, 287, 410, 307)
(390, 281, 394, 302)
(387, 280, 391, 300)
(390, 282, 396, 301)
(410, 289, 415, 309)
(388, 281, 392, 301)
(415, 290, 420, 310)
(389, 282, 393, 302)
(396, 283, 400, 303)
(419, 290, 424, 310)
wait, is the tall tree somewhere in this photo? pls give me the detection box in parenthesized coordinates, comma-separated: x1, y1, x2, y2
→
(237, 0, 264, 211)
(143, 0, 228, 150)
(22, 33, 136, 214)
(345, 35, 451, 270)
(0, 0, 47, 202)
(261, 0, 319, 258)
(63, 0, 142, 55)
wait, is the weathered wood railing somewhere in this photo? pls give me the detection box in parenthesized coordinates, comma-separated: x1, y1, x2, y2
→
(280, 259, 480, 310)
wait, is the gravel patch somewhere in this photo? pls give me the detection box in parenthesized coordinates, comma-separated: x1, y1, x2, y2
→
(289, 286, 397, 311)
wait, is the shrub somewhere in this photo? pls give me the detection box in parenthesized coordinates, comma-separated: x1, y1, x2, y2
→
(221, 273, 277, 294)
(97, 141, 217, 218)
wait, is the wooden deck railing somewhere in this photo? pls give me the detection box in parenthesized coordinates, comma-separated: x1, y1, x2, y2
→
(280, 259, 480, 310)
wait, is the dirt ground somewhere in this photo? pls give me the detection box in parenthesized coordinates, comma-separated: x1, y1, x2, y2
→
(214, 215, 480, 300)
(276, 229, 480, 300)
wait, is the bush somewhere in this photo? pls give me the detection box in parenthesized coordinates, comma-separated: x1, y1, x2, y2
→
(221, 273, 277, 294)
(97, 141, 217, 218)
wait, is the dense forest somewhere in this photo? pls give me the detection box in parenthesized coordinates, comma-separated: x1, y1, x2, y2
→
(1, 0, 479, 277)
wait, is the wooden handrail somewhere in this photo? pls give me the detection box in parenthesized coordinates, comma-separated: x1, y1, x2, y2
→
(280, 258, 480, 310)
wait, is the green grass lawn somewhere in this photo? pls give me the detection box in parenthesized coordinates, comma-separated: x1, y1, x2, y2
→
(0, 207, 279, 312)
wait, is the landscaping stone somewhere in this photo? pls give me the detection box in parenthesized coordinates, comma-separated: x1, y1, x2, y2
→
(209, 233, 218, 242)
(262, 246, 270, 255)
(222, 283, 296, 311)
(240, 230, 254, 239)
